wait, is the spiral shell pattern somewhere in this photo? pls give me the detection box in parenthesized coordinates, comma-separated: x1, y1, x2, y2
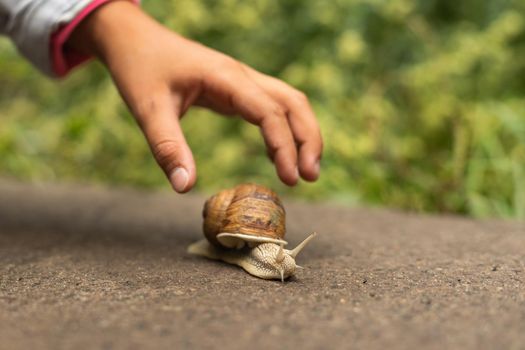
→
(202, 183, 286, 248)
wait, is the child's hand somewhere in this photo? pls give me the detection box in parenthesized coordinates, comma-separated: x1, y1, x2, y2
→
(68, 1, 323, 193)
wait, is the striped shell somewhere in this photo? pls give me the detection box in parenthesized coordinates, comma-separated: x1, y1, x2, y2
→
(202, 183, 287, 249)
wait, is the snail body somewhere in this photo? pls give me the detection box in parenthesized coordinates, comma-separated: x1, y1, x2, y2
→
(187, 183, 316, 281)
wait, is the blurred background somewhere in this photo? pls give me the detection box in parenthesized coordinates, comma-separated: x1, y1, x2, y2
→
(1, 0, 524, 219)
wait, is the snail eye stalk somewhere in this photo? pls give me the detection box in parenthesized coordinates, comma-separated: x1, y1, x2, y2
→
(289, 232, 317, 258)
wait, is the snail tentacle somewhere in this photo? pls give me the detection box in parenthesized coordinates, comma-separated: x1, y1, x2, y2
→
(288, 232, 317, 258)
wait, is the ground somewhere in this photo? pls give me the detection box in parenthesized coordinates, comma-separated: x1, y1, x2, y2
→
(0, 179, 524, 350)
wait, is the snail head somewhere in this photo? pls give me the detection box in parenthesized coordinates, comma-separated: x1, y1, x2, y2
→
(250, 232, 317, 282)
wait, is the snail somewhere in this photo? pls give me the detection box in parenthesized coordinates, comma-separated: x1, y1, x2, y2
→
(187, 183, 316, 282)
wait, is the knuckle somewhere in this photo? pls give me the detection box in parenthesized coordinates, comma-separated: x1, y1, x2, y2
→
(267, 103, 287, 119)
(212, 57, 242, 81)
(217, 55, 238, 67)
(269, 136, 293, 155)
(262, 134, 281, 154)
(266, 143, 279, 154)
(258, 103, 286, 128)
(132, 96, 166, 124)
(292, 90, 309, 105)
(151, 140, 181, 169)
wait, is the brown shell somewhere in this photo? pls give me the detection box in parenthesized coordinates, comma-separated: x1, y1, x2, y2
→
(202, 183, 286, 248)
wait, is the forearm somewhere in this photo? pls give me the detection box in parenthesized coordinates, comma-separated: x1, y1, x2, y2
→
(66, 0, 153, 64)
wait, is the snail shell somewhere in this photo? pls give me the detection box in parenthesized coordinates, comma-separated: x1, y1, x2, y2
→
(189, 183, 317, 281)
(202, 183, 287, 249)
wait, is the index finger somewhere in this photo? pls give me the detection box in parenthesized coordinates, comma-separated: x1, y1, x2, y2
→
(282, 90, 323, 181)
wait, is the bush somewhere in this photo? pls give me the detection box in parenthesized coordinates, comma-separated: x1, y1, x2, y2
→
(1, 0, 524, 218)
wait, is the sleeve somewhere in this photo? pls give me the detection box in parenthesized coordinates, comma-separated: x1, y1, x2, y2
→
(0, 0, 138, 77)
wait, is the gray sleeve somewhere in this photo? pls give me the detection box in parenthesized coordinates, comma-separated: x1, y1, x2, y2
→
(0, 0, 93, 76)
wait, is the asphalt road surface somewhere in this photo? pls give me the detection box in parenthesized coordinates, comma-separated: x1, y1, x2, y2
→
(1, 179, 524, 350)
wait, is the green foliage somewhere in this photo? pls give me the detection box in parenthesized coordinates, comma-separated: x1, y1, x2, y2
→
(1, 0, 525, 218)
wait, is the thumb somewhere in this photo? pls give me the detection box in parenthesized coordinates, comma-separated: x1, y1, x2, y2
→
(133, 94, 196, 193)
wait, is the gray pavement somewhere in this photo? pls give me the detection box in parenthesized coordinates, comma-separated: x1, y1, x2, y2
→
(0, 179, 524, 350)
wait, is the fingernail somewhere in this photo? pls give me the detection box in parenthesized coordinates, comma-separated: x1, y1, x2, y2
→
(295, 167, 300, 181)
(170, 167, 189, 193)
(314, 160, 320, 176)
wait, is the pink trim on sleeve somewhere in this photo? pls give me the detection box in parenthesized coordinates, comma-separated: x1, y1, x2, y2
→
(51, 0, 138, 77)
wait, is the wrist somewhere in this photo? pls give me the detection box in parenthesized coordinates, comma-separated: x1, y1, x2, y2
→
(67, 0, 154, 64)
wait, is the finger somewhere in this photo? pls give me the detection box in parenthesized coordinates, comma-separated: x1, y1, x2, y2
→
(241, 67, 323, 181)
(283, 92, 323, 181)
(208, 68, 299, 185)
(132, 92, 196, 193)
(259, 108, 299, 185)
